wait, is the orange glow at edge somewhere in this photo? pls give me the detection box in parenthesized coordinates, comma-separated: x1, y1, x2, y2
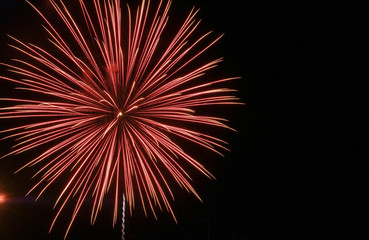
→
(0, 193, 6, 204)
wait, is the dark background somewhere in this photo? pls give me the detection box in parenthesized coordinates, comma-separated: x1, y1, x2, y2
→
(0, 0, 368, 239)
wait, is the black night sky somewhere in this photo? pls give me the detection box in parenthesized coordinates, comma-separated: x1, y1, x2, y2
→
(0, 0, 369, 239)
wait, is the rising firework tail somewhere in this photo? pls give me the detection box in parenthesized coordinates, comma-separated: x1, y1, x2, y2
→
(0, 0, 242, 238)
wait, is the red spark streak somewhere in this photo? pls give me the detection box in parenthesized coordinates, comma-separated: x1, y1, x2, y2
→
(0, 0, 241, 238)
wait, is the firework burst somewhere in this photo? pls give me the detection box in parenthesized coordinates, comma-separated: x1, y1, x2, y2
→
(0, 0, 241, 237)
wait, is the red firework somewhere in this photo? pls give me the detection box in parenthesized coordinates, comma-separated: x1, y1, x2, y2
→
(0, 0, 241, 237)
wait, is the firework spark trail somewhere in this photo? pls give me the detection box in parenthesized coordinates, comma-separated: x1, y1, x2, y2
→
(122, 194, 126, 240)
(0, 0, 241, 238)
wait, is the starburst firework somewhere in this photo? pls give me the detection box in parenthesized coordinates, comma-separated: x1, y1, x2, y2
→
(0, 0, 241, 237)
